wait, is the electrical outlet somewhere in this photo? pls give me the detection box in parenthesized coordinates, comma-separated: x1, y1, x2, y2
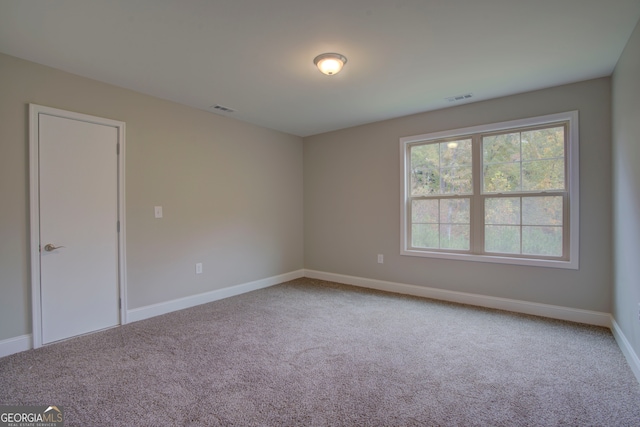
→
(154, 206, 163, 218)
(377, 254, 384, 264)
(195, 263, 203, 274)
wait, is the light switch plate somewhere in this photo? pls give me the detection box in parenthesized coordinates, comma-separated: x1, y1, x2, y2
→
(154, 206, 163, 218)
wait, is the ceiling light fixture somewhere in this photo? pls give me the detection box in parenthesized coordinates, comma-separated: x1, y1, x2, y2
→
(313, 53, 347, 76)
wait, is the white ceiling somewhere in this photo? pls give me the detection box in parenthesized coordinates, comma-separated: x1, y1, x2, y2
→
(1, 1, 639, 137)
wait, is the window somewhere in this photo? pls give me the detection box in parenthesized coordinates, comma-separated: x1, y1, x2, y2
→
(400, 111, 579, 269)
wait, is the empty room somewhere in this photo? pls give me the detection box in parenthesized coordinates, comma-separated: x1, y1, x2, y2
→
(1, 1, 640, 426)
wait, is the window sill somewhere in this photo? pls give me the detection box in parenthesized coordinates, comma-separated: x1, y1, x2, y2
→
(401, 249, 578, 270)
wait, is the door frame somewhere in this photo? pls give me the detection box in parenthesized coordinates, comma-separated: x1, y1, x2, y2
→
(29, 104, 127, 348)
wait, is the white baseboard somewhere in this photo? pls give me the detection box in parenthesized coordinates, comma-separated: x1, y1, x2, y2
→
(0, 270, 304, 359)
(0, 334, 32, 358)
(0, 269, 622, 366)
(611, 318, 640, 384)
(127, 269, 305, 323)
(304, 270, 612, 327)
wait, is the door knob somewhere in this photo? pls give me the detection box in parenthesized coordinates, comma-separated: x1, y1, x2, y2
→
(44, 244, 65, 252)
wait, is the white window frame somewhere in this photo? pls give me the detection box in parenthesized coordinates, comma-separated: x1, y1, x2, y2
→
(400, 111, 579, 269)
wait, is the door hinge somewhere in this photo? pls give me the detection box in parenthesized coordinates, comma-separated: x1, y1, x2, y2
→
(119, 298, 122, 309)
(117, 220, 120, 233)
(116, 142, 120, 155)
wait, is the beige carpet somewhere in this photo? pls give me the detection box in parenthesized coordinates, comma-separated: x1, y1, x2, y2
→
(1, 278, 639, 426)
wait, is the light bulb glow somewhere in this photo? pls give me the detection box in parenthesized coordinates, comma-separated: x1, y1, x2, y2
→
(314, 53, 347, 76)
(318, 58, 342, 75)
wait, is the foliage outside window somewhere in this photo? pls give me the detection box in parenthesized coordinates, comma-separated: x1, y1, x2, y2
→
(400, 111, 579, 269)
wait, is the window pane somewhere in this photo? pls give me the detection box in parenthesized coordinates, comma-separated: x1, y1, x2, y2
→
(440, 198, 470, 224)
(410, 140, 472, 196)
(410, 144, 439, 196)
(412, 199, 439, 223)
(483, 132, 521, 163)
(441, 139, 472, 166)
(522, 159, 565, 191)
(439, 140, 472, 194)
(441, 166, 473, 194)
(521, 127, 564, 161)
(483, 163, 520, 193)
(440, 224, 470, 250)
(522, 226, 562, 256)
(412, 224, 439, 248)
(412, 198, 470, 250)
(522, 196, 563, 226)
(485, 225, 520, 254)
(485, 197, 520, 225)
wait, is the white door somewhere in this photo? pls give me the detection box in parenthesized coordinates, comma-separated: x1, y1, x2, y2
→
(36, 111, 121, 344)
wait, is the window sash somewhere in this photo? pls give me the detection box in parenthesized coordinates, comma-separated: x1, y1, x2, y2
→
(479, 193, 568, 260)
(481, 123, 568, 195)
(408, 192, 568, 260)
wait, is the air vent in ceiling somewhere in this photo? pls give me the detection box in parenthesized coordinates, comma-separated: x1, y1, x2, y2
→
(210, 104, 236, 113)
(445, 93, 473, 102)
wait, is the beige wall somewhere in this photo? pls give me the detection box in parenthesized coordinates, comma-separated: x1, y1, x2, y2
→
(612, 20, 640, 359)
(304, 78, 612, 312)
(0, 53, 304, 341)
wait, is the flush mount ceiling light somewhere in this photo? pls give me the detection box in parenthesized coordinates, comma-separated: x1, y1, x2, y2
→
(313, 53, 347, 76)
